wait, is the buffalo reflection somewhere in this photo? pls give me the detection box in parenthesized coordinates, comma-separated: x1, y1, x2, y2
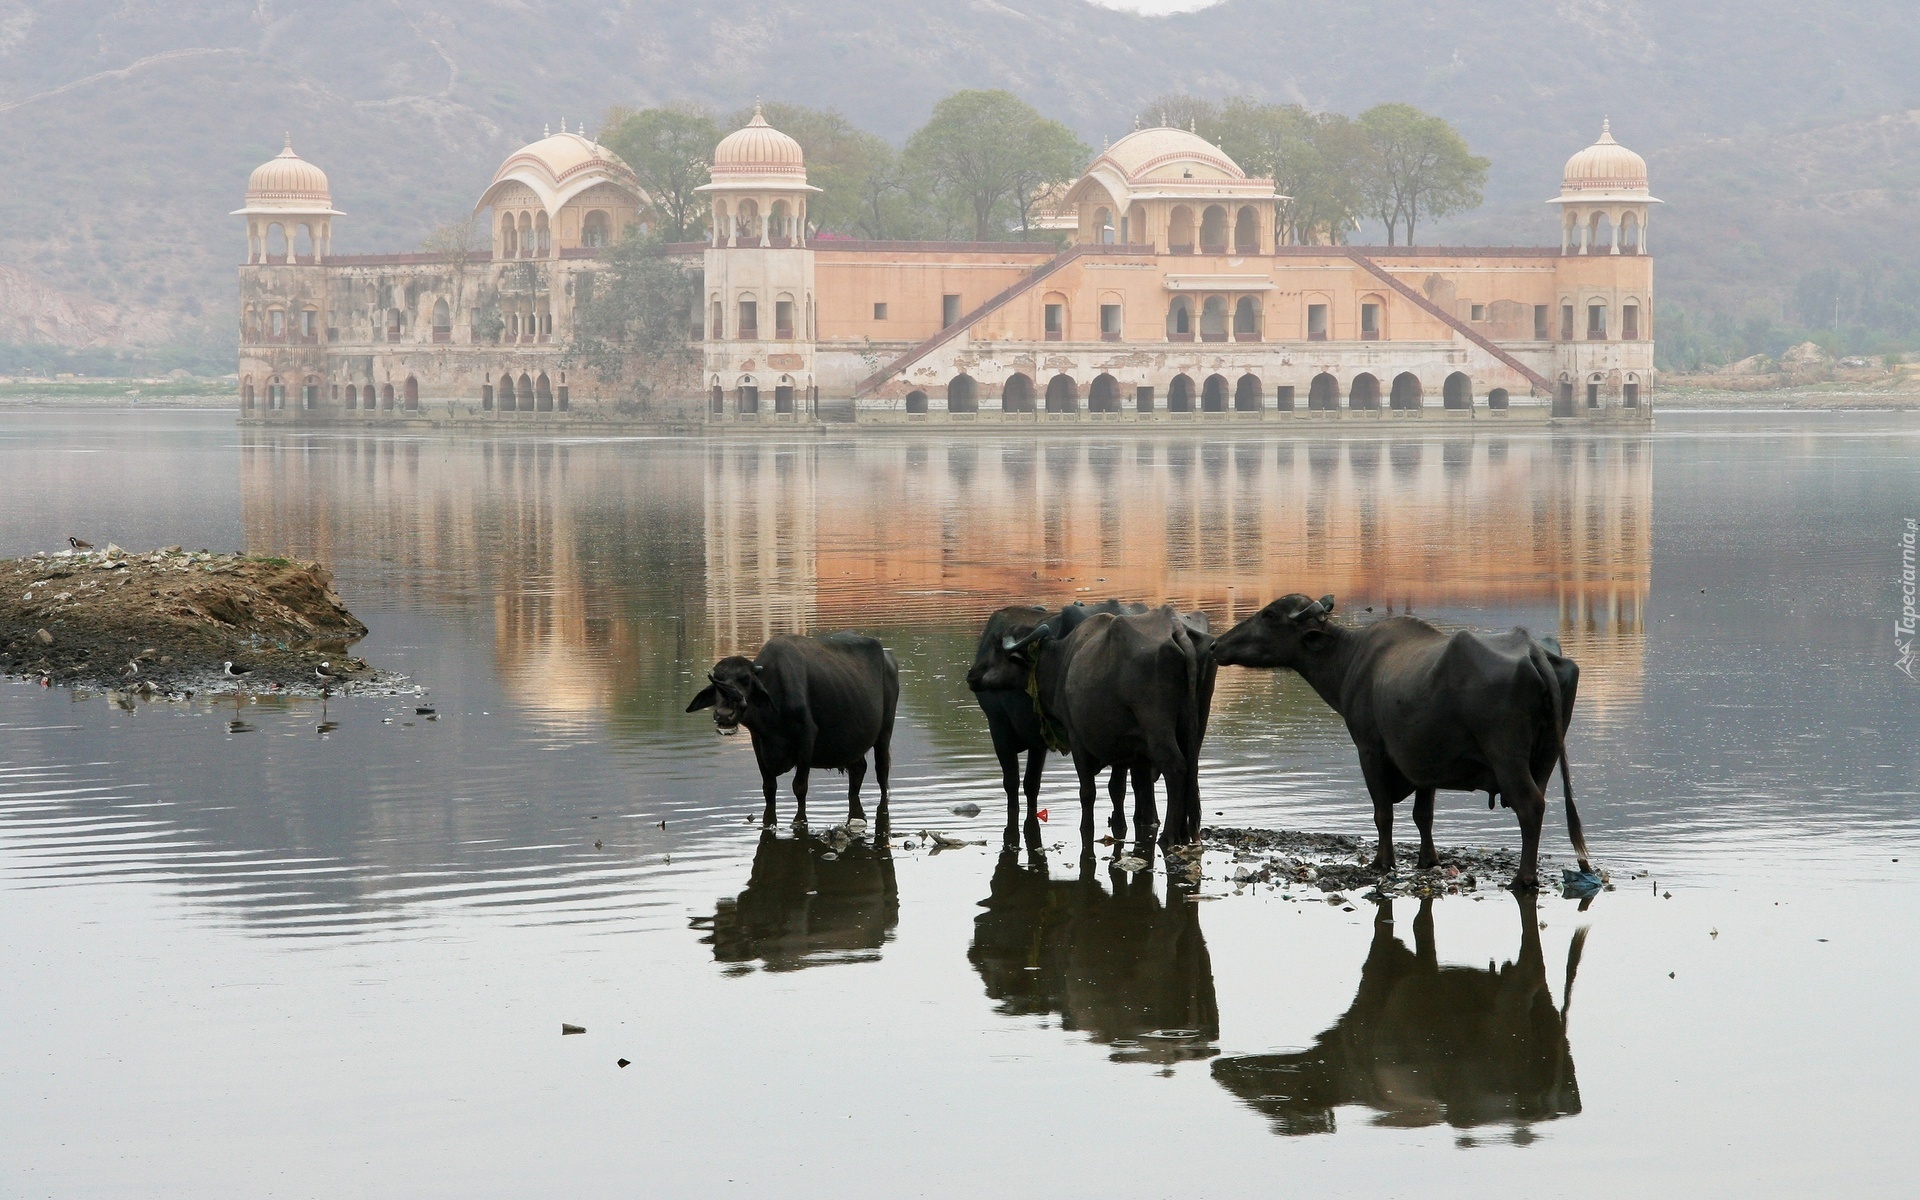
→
(1214, 894, 1584, 1135)
(694, 828, 898, 974)
(969, 848, 1218, 1064)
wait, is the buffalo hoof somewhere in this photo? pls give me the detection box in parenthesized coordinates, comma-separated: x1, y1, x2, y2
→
(1416, 853, 1439, 870)
(1369, 856, 1393, 873)
(1508, 874, 1540, 892)
(1002, 824, 1020, 851)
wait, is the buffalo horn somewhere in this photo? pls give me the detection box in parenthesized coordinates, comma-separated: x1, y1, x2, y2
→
(1318, 594, 1336, 614)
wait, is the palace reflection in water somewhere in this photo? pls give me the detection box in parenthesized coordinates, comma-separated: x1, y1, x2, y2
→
(240, 430, 1651, 723)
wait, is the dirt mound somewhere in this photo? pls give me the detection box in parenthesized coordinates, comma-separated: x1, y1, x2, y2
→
(1, 545, 379, 695)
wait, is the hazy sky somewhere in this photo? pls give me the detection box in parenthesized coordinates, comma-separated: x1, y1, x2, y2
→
(1087, 0, 1222, 13)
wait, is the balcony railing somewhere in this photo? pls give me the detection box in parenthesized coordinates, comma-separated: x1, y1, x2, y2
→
(1101, 330, 1121, 341)
(1361, 330, 1380, 341)
(1200, 242, 1228, 255)
(432, 329, 451, 343)
(1044, 329, 1062, 341)
(1169, 243, 1194, 255)
(1234, 241, 1259, 255)
(1200, 331, 1227, 343)
(1233, 331, 1260, 342)
(1308, 330, 1328, 342)
(1168, 331, 1194, 342)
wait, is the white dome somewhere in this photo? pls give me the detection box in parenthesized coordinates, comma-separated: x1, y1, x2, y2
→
(1561, 120, 1649, 194)
(239, 136, 337, 213)
(710, 104, 807, 182)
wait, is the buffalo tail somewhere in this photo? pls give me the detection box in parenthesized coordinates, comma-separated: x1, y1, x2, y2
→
(1531, 642, 1593, 873)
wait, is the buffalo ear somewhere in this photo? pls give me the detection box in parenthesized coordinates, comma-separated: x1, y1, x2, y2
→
(1301, 629, 1332, 650)
(746, 673, 772, 703)
(1318, 594, 1335, 614)
(686, 684, 718, 713)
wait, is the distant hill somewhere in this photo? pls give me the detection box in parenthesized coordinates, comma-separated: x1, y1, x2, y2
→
(1, 0, 1916, 367)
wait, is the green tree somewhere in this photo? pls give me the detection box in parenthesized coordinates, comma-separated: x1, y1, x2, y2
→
(566, 231, 701, 407)
(1135, 94, 1224, 142)
(1356, 103, 1488, 246)
(599, 104, 721, 241)
(1212, 99, 1367, 245)
(903, 90, 1089, 241)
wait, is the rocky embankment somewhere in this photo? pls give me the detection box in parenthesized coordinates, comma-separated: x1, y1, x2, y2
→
(1, 545, 385, 696)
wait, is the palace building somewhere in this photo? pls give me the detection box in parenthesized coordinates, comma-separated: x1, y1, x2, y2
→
(235, 112, 1656, 426)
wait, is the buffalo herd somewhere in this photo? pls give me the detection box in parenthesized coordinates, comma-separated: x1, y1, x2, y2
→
(691, 594, 1592, 890)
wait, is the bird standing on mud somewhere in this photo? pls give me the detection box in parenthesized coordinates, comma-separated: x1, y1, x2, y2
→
(222, 661, 253, 677)
(68, 537, 92, 551)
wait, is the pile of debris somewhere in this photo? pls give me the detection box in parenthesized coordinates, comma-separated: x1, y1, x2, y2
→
(1, 544, 387, 696)
(1201, 826, 1610, 900)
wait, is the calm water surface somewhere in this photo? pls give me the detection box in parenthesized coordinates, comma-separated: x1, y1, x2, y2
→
(2, 411, 1916, 1197)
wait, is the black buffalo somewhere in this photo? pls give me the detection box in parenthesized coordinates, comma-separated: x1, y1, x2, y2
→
(687, 633, 899, 826)
(1003, 604, 1216, 847)
(1212, 893, 1584, 1135)
(966, 601, 1157, 846)
(1212, 594, 1592, 888)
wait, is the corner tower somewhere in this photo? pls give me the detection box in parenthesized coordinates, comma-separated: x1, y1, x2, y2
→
(698, 105, 822, 421)
(1548, 120, 1657, 418)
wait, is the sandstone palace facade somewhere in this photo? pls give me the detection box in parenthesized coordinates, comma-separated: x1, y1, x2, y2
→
(235, 113, 1656, 428)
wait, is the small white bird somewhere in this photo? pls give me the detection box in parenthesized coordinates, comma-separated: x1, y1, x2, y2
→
(223, 661, 253, 677)
(315, 661, 340, 680)
(123, 660, 139, 678)
(68, 536, 93, 551)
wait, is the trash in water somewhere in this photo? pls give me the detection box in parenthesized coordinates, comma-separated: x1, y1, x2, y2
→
(561, 1024, 585, 1035)
(1114, 855, 1149, 872)
(1561, 868, 1604, 899)
(617, 1058, 630, 1068)
(820, 851, 839, 861)
(844, 818, 868, 833)
(950, 802, 981, 817)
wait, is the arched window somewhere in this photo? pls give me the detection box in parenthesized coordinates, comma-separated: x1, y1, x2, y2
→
(1309, 372, 1339, 410)
(1044, 374, 1078, 413)
(303, 375, 321, 409)
(1234, 206, 1259, 254)
(774, 377, 794, 413)
(1349, 373, 1380, 410)
(403, 376, 419, 411)
(432, 298, 451, 342)
(770, 200, 792, 243)
(1390, 372, 1423, 410)
(905, 389, 929, 414)
(517, 211, 534, 258)
(501, 214, 517, 257)
(712, 200, 730, 244)
(948, 373, 978, 413)
(1167, 206, 1194, 254)
(1166, 297, 1193, 340)
(519, 373, 535, 414)
(387, 308, 403, 342)
(536, 372, 553, 412)
(380, 382, 395, 410)
(1200, 296, 1228, 342)
(499, 375, 516, 412)
(1443, 372, 1472, 410)
(1199, 205, 1228, 253)
(1089, 373, 1120, 413)
(582, 210, 611, 248)
(299, 307, 318, 341)
(1234, 373, 1262, 411)
(1590, 211, 1613, 254)
(737, 294, 758, 340)
(1168, 373, 1195, 413)
(265, 223, 287, 260)
(1001, 373, 1035, 413)
(535, 211, 551, 256)
(344, 383, 357, 410)
(1488, 387, 1510, 410)
(775, 293, 795, 340)
(734, 199, 759, 243)
(294, 224, 314, 259)
(1621, 212, 1641, 253)
(1093, 206, 1114, 244)
(268, 308, 286, 340)
(736, 376, 760, 414)
(1201, 373, 1229, 412)
(241, 377, 254, 409)
(1042, 292, 1068, 341)
(1359, 295, 1385, 340)
(1233, 296, 1261, 341)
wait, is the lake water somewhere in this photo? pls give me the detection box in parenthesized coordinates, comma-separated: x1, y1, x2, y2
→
(2, 410, 1916, 1197)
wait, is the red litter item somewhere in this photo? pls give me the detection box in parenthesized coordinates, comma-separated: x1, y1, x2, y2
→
(1037, 809, 1049, 822)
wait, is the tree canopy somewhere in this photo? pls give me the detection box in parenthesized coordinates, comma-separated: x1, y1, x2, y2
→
(1356, 103, 1488, 246)
(600, 105, 721, 241)
(903, 90, 1089, 241)
(566, 231, 701, 408)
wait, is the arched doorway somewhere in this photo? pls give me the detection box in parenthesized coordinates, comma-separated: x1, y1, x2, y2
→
(1234, 206, 1259, 254)
(380, 383, 395, 410)
(1167, 207, 1194, 253)
(1389, 372, 1422, 410)
(499, 376, 516, 412)
(1166, 297, 1194, 341)
(1488, 387, 1510, 410)
(242, 378, 255, 409)
(402, 376, 419, 411)
(1443, 372, 1471, 409)
(1044, 374, 1078, 413)
(948, 373, 978, 413)
(1201, 374, 1229, 412)
(1199, 205, 1228, 253)
(345, 384, 358, 410)
(775, 379, 795, 413)
(905, 390, 929, 414)
(519, 374, 535, 413)
(1234, 373, 1262, 411)
(1002, 373, 1035, 413)
(1349, 373, 1380, 410)
(535, 373, 553, 412)
(737, 377, 760, 414)
(1168, 373, 1195, 413)
(1200, 296, 1228, 342)
(1089, 373, 1121, 413)
(1233, 296, 1261, 341)
(1309, 373, 1339, 411)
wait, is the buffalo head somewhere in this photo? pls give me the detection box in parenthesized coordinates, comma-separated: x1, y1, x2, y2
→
(1213, 594, 1338, 669)
(966, 605, 1051, 693)
(686, 655, 767, 730)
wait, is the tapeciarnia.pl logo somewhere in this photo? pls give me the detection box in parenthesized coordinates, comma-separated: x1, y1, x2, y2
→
(1899, 517, 1917, 679)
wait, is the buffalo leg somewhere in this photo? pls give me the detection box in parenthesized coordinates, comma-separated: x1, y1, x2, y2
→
(1022, 747, 1045, 847)
(846, 756, 869, 824)
(1412, 788, 1439, 869)
(790, 763, 810, 827)
(1497, 761, 1547, 890)
(1107, 766, 1129, 839)
(1130, 767, 1158, 840)
(873, 736, 892, 816)
(760, 772, 779, 826)
(1072, 749, 1101, 835)
(1356, 748, 1410, 872)
(990, 723, 1026, 849)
